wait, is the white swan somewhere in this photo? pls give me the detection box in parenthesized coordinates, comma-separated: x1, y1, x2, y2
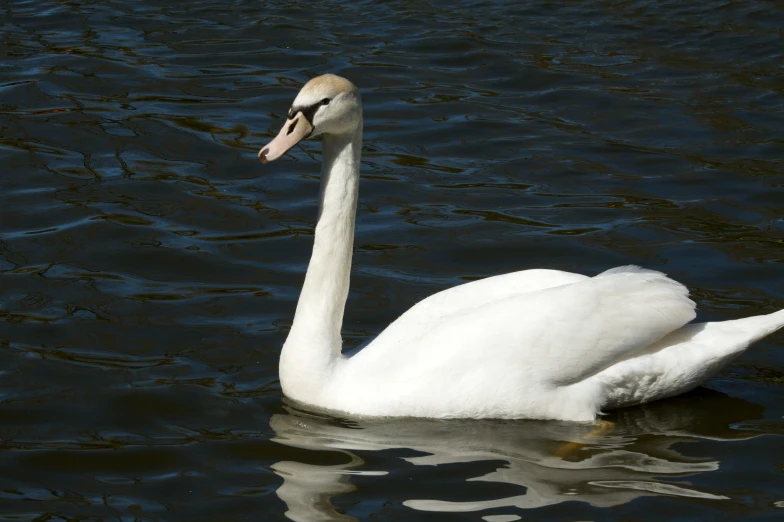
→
(258, 74, 784, 421)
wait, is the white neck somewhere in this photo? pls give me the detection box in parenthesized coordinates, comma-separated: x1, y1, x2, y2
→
(279, 119, 363, 402)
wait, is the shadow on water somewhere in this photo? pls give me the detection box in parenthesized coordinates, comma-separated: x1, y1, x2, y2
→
(271, 389, 767, 521)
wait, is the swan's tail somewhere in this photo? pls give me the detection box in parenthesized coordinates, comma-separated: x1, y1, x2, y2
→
(598, 309, 784, 411)
(716, 308, 784, 347)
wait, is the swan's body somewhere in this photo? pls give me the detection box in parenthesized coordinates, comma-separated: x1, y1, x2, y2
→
(258, 74, 784, 421)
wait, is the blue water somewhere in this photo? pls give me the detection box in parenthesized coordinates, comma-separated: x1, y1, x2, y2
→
(1, 0, 783, 520)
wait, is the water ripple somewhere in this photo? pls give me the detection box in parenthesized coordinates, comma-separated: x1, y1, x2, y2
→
(1, 0, 783, 520)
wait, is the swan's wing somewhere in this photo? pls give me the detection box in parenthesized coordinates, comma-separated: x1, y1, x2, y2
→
(364, 268, 589, 351)
(352, 267, 696, 387)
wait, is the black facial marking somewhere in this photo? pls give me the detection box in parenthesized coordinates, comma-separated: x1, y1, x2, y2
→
(286, 118, 298, 135)
(288, 98, 330, 126)
(300, 104, 319, 125)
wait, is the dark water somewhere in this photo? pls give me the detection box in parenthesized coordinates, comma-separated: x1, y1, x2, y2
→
(2, 0, 783, 520)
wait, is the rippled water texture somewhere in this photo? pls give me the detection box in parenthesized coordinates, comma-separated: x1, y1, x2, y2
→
(2, 0, 783, 520)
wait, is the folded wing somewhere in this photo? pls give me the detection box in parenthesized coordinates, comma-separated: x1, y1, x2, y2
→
(349, 266, 696, 389)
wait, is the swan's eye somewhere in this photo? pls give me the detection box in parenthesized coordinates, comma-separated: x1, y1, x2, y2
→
(321, 98, 331, 106)
(287, 108, 295, 119)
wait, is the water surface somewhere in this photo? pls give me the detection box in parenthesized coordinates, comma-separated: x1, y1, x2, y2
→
(1, 0, 783, 520)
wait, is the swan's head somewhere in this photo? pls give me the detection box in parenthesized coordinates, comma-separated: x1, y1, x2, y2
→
(258, 74, 361, 163)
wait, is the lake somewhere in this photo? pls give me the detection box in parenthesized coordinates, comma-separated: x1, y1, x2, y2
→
(1, 0, 783, 520)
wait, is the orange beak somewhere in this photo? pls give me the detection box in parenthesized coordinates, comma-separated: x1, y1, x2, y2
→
(258, 113, 314, 163)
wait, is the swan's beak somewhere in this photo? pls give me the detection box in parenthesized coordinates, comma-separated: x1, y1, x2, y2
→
(258, 113, 313, 163)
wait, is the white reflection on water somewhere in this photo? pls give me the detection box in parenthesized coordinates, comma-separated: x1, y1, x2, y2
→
(270, 389, 763, 521)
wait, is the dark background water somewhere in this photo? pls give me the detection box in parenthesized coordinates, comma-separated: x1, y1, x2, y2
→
(2, 0, 783, 520)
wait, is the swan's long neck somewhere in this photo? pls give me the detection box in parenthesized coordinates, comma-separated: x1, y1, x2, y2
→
(280, 120, 363, 401)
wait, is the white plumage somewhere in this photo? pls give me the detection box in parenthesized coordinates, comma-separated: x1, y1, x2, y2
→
(258, 74, 784, 421)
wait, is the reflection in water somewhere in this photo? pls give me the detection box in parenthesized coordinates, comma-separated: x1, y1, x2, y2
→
(3, 0, 783, 519)
(271, 389, 763, 521)
(273, 455, 365, 522)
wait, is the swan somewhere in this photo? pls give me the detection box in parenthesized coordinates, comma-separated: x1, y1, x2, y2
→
(258, 74, 784, 422)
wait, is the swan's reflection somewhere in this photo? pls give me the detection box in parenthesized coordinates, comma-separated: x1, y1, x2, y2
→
(270, 389, 763, 521)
